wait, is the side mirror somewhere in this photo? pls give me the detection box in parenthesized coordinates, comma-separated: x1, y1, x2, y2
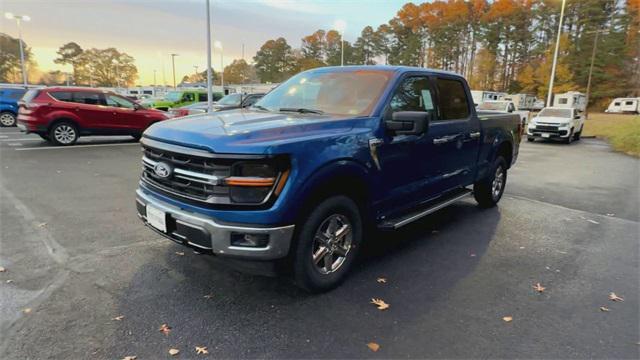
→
(386, 111, 430, 136)
(133, 103, 142, 110)
(574, 115, 580, 119)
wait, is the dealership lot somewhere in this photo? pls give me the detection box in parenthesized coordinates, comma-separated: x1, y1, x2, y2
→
(0, 127, 638, 358)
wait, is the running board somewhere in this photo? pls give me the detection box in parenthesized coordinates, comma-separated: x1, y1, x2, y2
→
(378, 188, 473, 230)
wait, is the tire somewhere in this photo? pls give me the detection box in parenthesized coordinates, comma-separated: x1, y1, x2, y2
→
(564, 129, 574, 144)
(49, 121, 79, 146)
(573, 126, 582, 141)
(474, 156, 507, 208)
(292, 195, 363, 293)
(0, 112, 17, 127)
(527, 136, 535, 142)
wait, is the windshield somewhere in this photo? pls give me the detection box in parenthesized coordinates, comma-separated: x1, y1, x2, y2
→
(165, 91, 182, 102)
(539, 108, 571, 118)
(478, 102, 508, 111)
(217, 93, 242, 106)
(21, 89, 40, 103)
(254, 69, 393, 116)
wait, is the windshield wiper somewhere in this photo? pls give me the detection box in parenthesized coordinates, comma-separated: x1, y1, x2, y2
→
(251, 105, 271, 112)
(279, 107, 325, 114)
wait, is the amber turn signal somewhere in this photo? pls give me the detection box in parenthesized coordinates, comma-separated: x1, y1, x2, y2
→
(225, 177, 275, 187)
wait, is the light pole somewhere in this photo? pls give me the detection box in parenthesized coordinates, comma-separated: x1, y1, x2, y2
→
(153, 69, 157, 96)
(206, 0, 213, 112)
(170, 53, 179, 89)
(215, 41, 224, 94)
(546, 0, 566, 107)
(5, 12, 30, 86)
(334, 20, 347, 66)
(584, 29, 607, 120)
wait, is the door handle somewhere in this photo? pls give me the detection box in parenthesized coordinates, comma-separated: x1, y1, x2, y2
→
(469, 132, 481, 139)
(433, 134, 460, 145)
(75, 107, 80, 112)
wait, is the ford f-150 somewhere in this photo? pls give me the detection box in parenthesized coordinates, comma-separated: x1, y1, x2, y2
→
(136, 66, 521, 292)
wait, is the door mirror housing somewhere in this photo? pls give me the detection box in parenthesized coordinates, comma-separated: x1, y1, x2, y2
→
(133, 102, 143, 110)
(574, 115, 580, 119)
(386, 111, 431, 136)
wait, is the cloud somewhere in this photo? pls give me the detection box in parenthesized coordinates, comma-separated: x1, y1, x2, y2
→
(257, 0, 329, 14)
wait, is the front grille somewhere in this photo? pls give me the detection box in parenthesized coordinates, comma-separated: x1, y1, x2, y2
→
(534, 125, 559, 132)
(141, 146, 233, 204)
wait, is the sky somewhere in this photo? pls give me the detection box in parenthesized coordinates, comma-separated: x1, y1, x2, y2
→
(1, 0, 408, 85)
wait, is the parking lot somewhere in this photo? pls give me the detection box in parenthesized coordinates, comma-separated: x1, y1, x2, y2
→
(0, 127, 638, 358)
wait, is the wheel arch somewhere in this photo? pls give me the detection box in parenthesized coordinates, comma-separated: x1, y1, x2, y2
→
(47, 117, 81, 133)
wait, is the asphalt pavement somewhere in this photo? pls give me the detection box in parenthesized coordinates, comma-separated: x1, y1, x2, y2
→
(0, 128, 638, 359)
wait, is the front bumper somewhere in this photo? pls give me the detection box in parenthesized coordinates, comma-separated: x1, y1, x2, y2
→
(136, 188, 295, 260)
(527, 125, 570, 138)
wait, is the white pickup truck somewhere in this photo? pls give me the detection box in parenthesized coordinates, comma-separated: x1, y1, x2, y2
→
(527, 107, 585, 144)
(477, 100, 530, 128)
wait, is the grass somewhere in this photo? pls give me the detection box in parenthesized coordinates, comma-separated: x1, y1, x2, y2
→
(582, 113, 640, 157)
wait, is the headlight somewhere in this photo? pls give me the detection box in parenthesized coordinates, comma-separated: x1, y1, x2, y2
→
(558, 122, 570, 127)
(225, 160, 289, 204)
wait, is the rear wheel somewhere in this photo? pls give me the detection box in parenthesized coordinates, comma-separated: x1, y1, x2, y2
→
(49, 121, 78, 146)
(0, 112, 16, 127)
(293, 195, 362, 292)
(474, 156, 507, 208)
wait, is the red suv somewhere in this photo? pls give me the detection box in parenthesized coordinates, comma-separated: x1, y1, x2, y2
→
(17, 87, 169, 145)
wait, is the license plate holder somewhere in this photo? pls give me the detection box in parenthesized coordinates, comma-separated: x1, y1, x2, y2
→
(542, 133, 551, 138)
(146, 205, 167, 233)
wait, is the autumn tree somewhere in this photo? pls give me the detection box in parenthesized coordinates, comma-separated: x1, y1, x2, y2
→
(253, 37, 296, 83)
(223, 59, 258, 84)
(54, 42, 84, 83)
(75, 47, 138, 86)
(0, 33, 34, 83)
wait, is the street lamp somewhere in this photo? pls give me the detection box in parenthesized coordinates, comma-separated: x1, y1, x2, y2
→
(153, 69, 157, 96)
(5, 12, 30, 86)
(584, 29, 609, 120)
(170, 53, 179, 89)
(546, 0, 566, 107)
(334, 19, 347, 66)
(215, 41, 224, 94)
(206, 0, 213, 112)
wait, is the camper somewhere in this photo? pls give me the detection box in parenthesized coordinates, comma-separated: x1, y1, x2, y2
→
(553, 91, 586, 112)
(500, 93, 536, 110)
(471, 90, 506, 106)
(605, 98, 640, 114)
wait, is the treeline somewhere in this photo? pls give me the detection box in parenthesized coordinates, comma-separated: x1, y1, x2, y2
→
(253, 0, 639, 107)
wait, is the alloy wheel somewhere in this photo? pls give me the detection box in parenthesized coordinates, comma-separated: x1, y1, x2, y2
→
(311, 214, 353, 274)
(0, 113, 16, 126)
(492, 165, 505, 200)
(54, 125, 76, 144)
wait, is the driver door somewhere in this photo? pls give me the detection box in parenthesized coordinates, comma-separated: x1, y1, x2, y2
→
(105, 94, 143, 131)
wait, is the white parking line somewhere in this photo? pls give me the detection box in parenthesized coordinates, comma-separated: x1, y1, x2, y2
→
(8, 143, 22, 146)
(0, 135, 7, 138)
(15, 142, 139, 151)
(1, 138, 41, 142)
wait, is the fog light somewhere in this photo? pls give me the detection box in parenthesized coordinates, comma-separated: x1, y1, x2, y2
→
(230, 232, 269, 247)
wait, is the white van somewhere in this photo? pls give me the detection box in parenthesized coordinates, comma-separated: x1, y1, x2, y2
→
(605, 98, 640, 114)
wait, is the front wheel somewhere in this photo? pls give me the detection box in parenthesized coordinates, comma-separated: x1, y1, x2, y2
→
(565, 129, 574, 144)
(573, 126, 582, 141)
(0, 112, 17, 127)
(527, 136, 535, 142)
(474, 156, 507, 208)
(292, 195, 362, 293)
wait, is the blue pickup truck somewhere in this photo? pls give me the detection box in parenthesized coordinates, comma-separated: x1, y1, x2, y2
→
(136, 66, 521, 292)
(0, 87, 27, 127)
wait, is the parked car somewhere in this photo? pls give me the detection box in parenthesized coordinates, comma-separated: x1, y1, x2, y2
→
(0, 87, 27, 127)
(527, 107, 584, 144)
(477, 100, 530, 128)
(168, 94, 266, 118)
(141, 90, 222, 111)
(135, 66, 521, 292)
(17, 87, 169, 145)
(605, 97, 640, 114)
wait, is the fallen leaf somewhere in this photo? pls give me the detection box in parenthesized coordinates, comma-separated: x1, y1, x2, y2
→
(376, 277, 387, 284)
(175, 251, 185, 256)
(112, 315, 125, 321)
(533, 283, 546, 293)
(122, 356, 137, 360)
(169, 348, 180, 356)
(23, 308, 32, 314)
(606, 213, 615, 217)
(0, 266, 5, 272)
(38, 222, 47, 227)
(159, 323, 172, 335)
(502, 316, 513, 322)
(195, 346, 208, 355)
(586, 219, 599, 224)
(193, 251, 201, 255)
(609, 292, 624, 302)
(204, 293, 214, 299)
(370, 298, 389, 310)
(519, 246, 525, 249)
(367, 342, 380, 352)
(6, 279, 13, 284)
(600, 306, 610, 312)
(470, 253, 476, 257)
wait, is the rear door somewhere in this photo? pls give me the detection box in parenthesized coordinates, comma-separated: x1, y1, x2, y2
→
(428, 76, 481, 192)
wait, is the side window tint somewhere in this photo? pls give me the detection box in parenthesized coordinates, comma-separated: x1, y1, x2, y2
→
(435, 78, 470, 120)
(183, 93, 195, 102)
(74, 92, 105, 106)
(198, 93, 208, 102)
(50, 91, 74, 102)
(106, 95, 134, 109)
(388, 76, 434, 116)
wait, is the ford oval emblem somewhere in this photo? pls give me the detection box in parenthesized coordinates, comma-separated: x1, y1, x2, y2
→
(153, 162, 173, 178)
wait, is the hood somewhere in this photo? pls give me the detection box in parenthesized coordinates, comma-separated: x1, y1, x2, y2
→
(534, 116, 571, 124)
(143, 109, 358, 154)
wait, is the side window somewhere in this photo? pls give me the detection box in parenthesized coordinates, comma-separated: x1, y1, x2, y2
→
(435, 78, 470, 120)
(106, 94, 135, 109)
(387, 76, 434, 117)
(508, 103, 515, 112)
(74, 92, 105, 106)
(243, 95, 261, 107)
(183, 93, 195, 102)
(198, 93, 208, 102)
(559, 98, 568, 104)
(50, 91, 74, 102)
